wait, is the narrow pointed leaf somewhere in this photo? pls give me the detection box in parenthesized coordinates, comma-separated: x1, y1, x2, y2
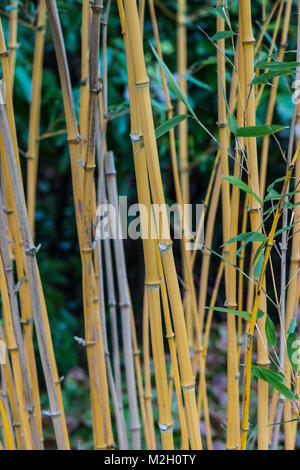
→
(222, 175, 262, 204)
(252, 366, 293, 400)
(155, 114, 189, 139)
(287, 332, 299, 373)
(265, 315, 277, 348)
(234, 124, 286, 138)
(210, 31, 234, 41)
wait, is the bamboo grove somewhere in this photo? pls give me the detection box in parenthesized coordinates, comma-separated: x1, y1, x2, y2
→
(0, 0, 299, 451)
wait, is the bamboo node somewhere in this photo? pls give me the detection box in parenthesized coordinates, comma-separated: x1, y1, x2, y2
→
(8, 43, 20, 51)
(36, 24, 46, 32)
(85, 340, 97, 347)
(90, 2, 103, 13)
(90, 84, 102, 94)
(14, 277, 25, 293)
(181, 382, 195, 391)
(249, 207, 261, 214)
(130, 424, 142, 432)
(241, 425, 250, 432)
(42, 409, 62, 418)
(78, 159, 86, 169)
(21, 315, 33, 326)
(216, 121, 227, 128)
(25, 152, 35, 160)
(241, 39, 255, 46)
(0, 50, 10, 57)
(166, 332, 175, 340)
(119, 301, 131, 308)
(2, 206, 14, 214)
(74, 336, 86, 347)
(158, 422, 174, 432)
(133, 349, 140, 357)
(135, 78, 150, 88)
(158, 241, 173, 252)
(130, 133, 143, 143)
(145, 280, 160, 289)
(84, 163, 96, 172)
(81, 247, 94, 254)
(55, 376, 64, 385)
(3, 266, 13, 272)
(67, 136, 82, 144)
(26, 405, 35, 415)
(24, 243, 41, 256)
(80, 78, 88, 86)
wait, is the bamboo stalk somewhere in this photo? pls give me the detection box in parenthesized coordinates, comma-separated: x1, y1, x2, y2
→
(240, 0, 269, 449)
(142, 288, 157, 449)
(105, 151, 141, 449)
(121, 0, 202, 450)
(216, 0, 240, 449)
(241, 148, 300, 449)
(27, 0, 47, 237)
(8, 0, 18, 91)
(259, 0, 293, 199)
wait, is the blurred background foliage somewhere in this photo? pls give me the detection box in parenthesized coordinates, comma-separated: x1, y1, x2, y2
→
(0, 0, 298, 448)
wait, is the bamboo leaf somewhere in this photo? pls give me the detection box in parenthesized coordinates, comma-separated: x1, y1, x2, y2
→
(210, 31, 235, 41)
(265, 315, 277, 348)
(287, 319, 296, 335)
(253, 240, 266, 266)
(287, 332, 299, 373)
(206, 306, 264, 322)
(224, 231, 265, 246)
(222, 175, 262, 204)
(252, 366, 293, 400)
(234, 125, 286, 138)
(150, 42, 196, 118)
(214, 3, 228, 23)
(274, 223, 296, 238)
(155, 114, 189, 139)
(184, 74, 212, 91)
(251, 69, 294, 85)
(254, 251, 264, 278)
(220, 78, 237, 133)
(255, 60, 300, 70)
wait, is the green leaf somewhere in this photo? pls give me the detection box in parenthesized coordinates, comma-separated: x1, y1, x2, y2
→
(219, 78, 237, 133)
(287, 332, 299, 374)
(155, 114, 189, 139)
(265, 189, 300, 202)
(210, 31, 235, 41)
(184, 75, 212, 91)
(274, 223, 296, 238)
(287, 318, 296, 335)
(206, 306, 264, 322)
(253, 241, 266, 266)
(224, 231, 265, 246)
(252, 366, 293, 400)
(254, 251, 264, 278)
(150, 43, 196, 118)
(265, 315, 277, 348)
(234, 124, 286, 138)
(251, 69, 294, 85)
(222, 175, 262, 204)
(214, 3, 228, 23)
(255, 60, 300, 70)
